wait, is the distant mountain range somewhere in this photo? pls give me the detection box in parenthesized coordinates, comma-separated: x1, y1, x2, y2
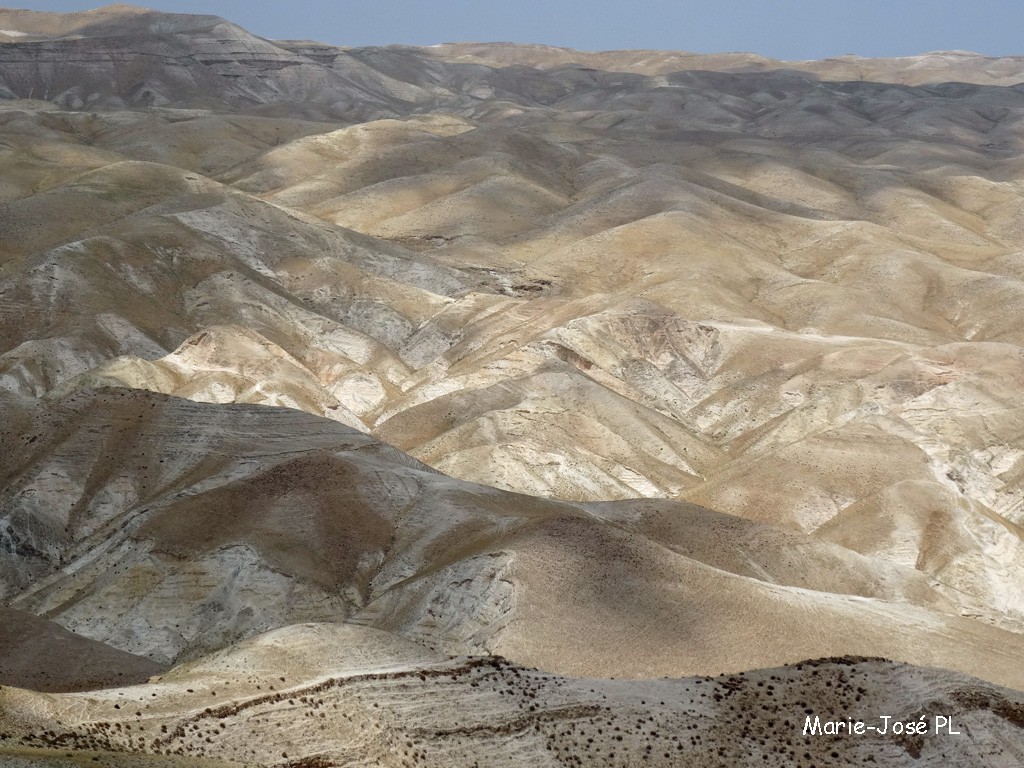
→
(0, 3, 1023, 119)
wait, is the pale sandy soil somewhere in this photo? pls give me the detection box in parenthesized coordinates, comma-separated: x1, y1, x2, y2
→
(0, 6, 1023, 766)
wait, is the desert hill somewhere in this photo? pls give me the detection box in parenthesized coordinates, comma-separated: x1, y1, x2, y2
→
(3, 4, 1024, 119)
(1, 5, 1023, 765)
(2, 623, 1024, 767)
(2, 387, 1023, 693)
(2, 36, 1023, 640)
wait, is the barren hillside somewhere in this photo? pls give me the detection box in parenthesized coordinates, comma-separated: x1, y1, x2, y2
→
(1, 5, 1023, 766)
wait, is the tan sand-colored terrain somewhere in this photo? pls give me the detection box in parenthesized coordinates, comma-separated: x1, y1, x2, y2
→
(1, 4, 1023, 765)
(2, 388, 1023, 702)
(2, 623, 1024, 767)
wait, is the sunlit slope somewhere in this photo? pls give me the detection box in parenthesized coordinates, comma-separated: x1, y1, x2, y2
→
(1, 389, 1022, 689)
(1, 7, 1024, 723)
(3, 39, 1024, 648)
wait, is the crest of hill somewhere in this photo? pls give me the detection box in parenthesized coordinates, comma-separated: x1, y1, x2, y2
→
(421, 42, 1024, 86)
(2, 624, 1023, 767)
(0, 4, 229, 39)
(0, 5, 1022, 105)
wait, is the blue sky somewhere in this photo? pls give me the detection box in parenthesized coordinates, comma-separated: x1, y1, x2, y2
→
(14, 1, 1024, 59)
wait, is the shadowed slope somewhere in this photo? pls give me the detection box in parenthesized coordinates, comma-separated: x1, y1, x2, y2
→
(0, 608, 165, 692)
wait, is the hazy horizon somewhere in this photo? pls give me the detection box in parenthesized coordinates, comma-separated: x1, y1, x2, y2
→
(4, 0, 1024, 60)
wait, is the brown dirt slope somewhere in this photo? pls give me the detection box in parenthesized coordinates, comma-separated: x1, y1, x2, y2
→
(0, 608, 165, 692)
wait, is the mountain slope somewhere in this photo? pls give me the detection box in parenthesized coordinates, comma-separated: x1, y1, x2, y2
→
(0, 9, 1023, 766)
(2, 623, 1023, 767)
(1, 388, 1023, 691)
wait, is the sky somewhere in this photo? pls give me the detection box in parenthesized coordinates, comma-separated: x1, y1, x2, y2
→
(11, 1, 1024, 59)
